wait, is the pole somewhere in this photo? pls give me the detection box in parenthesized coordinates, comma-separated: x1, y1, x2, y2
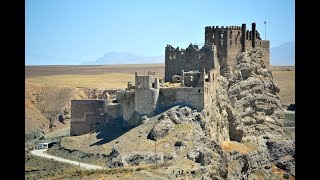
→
(78, 157, 82, 179)
(155, 140, 157, 167)
(264, 21, 267, 40)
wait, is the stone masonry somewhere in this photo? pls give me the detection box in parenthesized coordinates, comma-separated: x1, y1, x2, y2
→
(70, 22, 270, 136)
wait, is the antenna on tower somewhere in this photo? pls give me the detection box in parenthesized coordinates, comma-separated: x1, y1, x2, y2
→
(264, 21, 267, 40)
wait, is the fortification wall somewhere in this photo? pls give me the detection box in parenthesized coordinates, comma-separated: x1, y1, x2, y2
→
(117, 91, 135, 121)
(85, 113, 107, 132)
(244, 39, 269, 67)
(203, 69, 219, 111)
(256, 40, 270, 67)
(226, 29, 243, 68)
(134, 74, 159, 116)
(135, 88, 159, 115)
(70, 100, 121, 136)
(71, 100, 106, 135)
(158, 87, 204, 111)
(165, 44, 216, 82)
(205, 26, 240, 69)
(104, 103, 122, 119)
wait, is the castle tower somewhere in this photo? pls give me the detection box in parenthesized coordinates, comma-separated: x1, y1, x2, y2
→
(252, 23, 256, 48)
(204, 22, 270, 69)
(241, 24, 246, 52)
(134, 72, 159, 116)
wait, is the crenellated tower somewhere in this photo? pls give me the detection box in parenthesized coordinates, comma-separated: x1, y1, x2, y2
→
(204, 22, 270, 70)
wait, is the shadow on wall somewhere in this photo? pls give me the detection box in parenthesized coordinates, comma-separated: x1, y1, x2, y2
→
(89, 118, 132, 146)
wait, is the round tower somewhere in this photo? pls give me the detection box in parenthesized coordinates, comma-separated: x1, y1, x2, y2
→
(134, 73, 159, 116)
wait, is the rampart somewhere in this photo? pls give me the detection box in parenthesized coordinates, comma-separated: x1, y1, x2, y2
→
(70, 100, 121, 135)
(158, 87, 205, 112)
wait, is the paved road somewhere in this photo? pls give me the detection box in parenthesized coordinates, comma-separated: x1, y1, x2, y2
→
(30, 149, 105, 170)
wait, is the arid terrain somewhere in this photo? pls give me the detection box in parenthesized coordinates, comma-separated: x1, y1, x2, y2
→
(25, 64, 295, 179)
(26, 64, 293, 102)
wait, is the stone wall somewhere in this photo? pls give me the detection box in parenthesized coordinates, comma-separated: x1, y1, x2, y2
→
(182, 71, 201, 87)
(205, 24, 270, 70)
(158, 87, 204, 112)
(71, 100, 105, 135)
(104, 103, 122, 119)
(70, 100, 121, 136)
(205, 26, 241, 68)
(117, 91, 135, 121)
(227, 28, 243, 68)
(165, 43, 216, 82)
(85, 113, 107, 132)
(134, 74, 159, 116)
(203, 69, 219, 110)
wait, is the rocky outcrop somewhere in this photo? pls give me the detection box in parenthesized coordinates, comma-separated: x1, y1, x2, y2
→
(267, 139, 295, 175)
(226, 48, 284, 141)
(147, 106, 205, 141)
(147, 118, 174, 141)
(106, 148, 125, 167)
(106, 148, 175, 167)
(220, 48, 295, 178)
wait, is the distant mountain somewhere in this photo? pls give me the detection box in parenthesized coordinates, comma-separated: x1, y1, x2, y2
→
(82, 43, 294, 66)
(81, 52, 164, 65)
(270, 41, 295, 66)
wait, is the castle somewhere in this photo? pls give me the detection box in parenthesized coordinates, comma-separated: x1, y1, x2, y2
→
(70, 22, 269, 136)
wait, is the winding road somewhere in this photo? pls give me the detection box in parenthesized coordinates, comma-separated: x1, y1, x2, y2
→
(30, 149, 105, 170)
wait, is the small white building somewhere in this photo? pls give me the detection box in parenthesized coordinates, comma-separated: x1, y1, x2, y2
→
(35, 142, 48, 149)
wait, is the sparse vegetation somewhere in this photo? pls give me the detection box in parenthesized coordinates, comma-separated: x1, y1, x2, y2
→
(220, 141, 256, 154)
(25, 64, 295, 179)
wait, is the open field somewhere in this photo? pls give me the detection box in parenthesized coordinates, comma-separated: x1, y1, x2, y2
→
(27, 73, 136, 90)
(26, 64, 295, 105)
(272, 70, 295, 106)
(25, 64, 165, 78)
(26, 64, 165, 90)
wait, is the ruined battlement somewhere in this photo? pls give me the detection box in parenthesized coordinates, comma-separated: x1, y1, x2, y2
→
(165, 43, 218, 82)
(205, 25, 242, 30)
(204, 22, 269, 69)
(70, 22, 270, 136)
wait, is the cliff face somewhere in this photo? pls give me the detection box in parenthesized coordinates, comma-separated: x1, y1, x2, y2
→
(225, 48, 284, 141)
(219, 48, 294, 179)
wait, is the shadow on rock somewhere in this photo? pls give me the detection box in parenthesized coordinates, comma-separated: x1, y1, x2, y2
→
(90, 118, 132, 146)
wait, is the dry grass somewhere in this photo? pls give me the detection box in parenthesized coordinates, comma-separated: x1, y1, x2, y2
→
(272, 70, 295, 105)
(26, 73, 135, 90)
(25, 64, 165, 78)
(220, 141, 256, 154)
(270, 164, 295, 179)
(26, 65, 295, 106)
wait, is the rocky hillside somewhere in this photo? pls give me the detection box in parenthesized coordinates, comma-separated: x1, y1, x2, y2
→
(46, 48, 294, 179)
(25, 82, 115, 142)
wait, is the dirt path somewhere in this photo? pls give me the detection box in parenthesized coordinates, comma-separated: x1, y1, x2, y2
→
(30, 149, 105, 170)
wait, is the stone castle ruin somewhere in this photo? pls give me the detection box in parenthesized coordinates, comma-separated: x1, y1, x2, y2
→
(70, 22, 269, 136)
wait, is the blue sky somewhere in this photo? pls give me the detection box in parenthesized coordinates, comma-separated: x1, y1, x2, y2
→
(26, 0, 295, 65)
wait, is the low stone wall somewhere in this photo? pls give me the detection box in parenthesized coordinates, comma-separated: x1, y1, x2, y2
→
(158, 87, 204, 112)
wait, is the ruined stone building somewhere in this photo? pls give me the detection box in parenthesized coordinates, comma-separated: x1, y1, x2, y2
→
(70, 22, 269, 136)
(165, 23, 269, 81)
